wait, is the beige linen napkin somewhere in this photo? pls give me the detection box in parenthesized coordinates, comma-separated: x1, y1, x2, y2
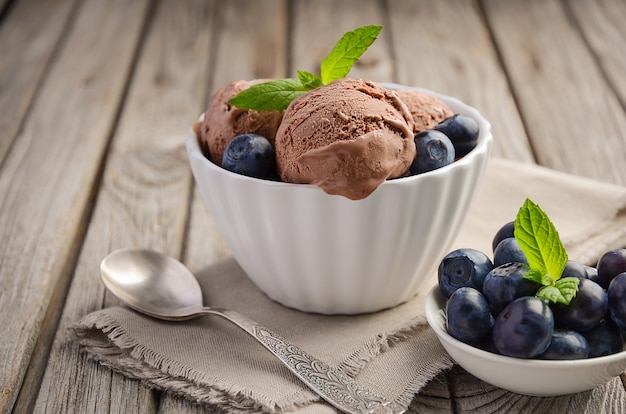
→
(70, 158, 626, 413)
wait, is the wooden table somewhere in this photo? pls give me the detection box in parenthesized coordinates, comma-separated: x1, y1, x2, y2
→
(2, 0, 626, 412)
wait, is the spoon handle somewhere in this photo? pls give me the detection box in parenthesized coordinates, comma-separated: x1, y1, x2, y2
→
(200, 307, 404, 414)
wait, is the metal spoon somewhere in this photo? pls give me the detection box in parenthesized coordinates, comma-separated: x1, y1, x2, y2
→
(100, 248, 404, 414)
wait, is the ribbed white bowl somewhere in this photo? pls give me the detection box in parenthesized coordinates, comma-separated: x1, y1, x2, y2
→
(187, 85, 493, 314)
(426, 286, 626, 395)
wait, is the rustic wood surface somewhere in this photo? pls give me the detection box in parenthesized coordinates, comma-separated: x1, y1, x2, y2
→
(1, 0, 625, 413)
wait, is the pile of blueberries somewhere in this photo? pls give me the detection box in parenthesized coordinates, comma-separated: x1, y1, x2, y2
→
(438, 222, 626, 360)
(220, 114, 479, 180)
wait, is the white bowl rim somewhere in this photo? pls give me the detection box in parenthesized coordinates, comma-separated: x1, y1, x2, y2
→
(187, 84, 493, 195)
(425, 285, 626, 367)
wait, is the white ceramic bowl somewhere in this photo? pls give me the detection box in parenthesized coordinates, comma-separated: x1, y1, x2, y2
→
(187, 84, 493, 314)
(425, 285, 626, 396)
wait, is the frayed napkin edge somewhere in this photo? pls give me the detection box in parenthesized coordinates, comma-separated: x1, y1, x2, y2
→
(68, 307, 454, 413)
(68, 311, 319, 413)
(339, 314, 429, 376)
(339, 313, 454, 407)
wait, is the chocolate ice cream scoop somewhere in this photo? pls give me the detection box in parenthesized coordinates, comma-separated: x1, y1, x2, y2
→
(395, 89, 454, 134)
(275, 78, 416, 200)
(196, 79, 283, 166)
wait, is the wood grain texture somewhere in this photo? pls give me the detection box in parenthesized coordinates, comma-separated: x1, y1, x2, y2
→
(290, 0, 392, 81)
(32, 0, 215, 413)
(208, 0, 288, 93)
(387, 0, 533, 163)
(0, 0, 77, 165)
(169, 0, 288, 412)
(566, 0, 626, 107)
(483, 0, 626, 184)
(0, 0, 150, 412)
(0, 1, 624, 413)
(448, 366, 626, 414)
(409, 372, 453, 413)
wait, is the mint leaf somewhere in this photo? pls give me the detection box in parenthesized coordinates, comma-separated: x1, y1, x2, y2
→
(229, 25, 382, 110)
(536, 285, 567, 305)
(515, 198, 568, 284)
(536, 278, 579, 305)
(523, 268, 545, 285)
(320, 25, 382, 85)
(555, 277, 580, 303)
(514, 198, 575, 304)
(228, 79, 310, 111)
(297, 70, 322, 89)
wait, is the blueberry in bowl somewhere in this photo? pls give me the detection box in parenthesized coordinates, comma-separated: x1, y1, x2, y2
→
(221, 134, 278, 180)
(426, 284, 626, 396)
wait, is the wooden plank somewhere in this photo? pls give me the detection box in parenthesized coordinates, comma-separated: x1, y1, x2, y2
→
(207, 0, 288, 92)
(166, 0, 288, 411)
(0, 0, 77, 165)
(386, 0, 534, 163)
(0, 0, 151, 412)
(409, 372, 453, 413)
(31, 0, 217, 412)
(566, 0, 626, 107)
(448, 366, 626, 413)
(483, 0, 626, 185)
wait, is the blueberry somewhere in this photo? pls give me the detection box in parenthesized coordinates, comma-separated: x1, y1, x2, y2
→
(493, 296, 554, 358)
(446, 287, 494, 346)
(222, 134, 277, 179)
(551, 278, 608, 332)
(608, 272, 626, 331)
(561, 260, 587, 279)
(479, 333, 500, 355)
(433, 114, 479, 157)
(438, 248, 493, 298)
(536, 330, 589, 360)
(597, 249, 626, 289)
(581, 318, 624, 357)
(492, 221, 515, 253)
(584, 266, 599, 283)
(410, 130, 455, 175)
(493, 237, 528, 266)
(482, 262, 539, 316)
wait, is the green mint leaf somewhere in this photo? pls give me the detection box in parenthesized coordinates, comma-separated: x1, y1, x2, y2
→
(228, 25, 383, 110)
(297, 70, 322, 89)
(522, 268, 545, 285)
(556, 277, 580, 303)
(320, 25, 382, 85)
(514, 198, 568, 285)
(536, 277, 580, 304)
(514, 198, 578, 305)
(536, 285, 566, 304)
(228, 79, 310, 111)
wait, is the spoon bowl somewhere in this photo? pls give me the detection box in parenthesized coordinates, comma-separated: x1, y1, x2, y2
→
(101, 249, 203, 320)
(100, 248, 404, 414)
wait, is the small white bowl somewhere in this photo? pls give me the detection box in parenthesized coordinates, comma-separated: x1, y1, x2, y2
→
(187, 85, 493, 314)
(425, 285, 626, 396)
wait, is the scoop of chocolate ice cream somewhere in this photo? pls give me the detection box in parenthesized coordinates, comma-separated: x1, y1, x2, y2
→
(196, 79, 284, 165)
(395, 89, 454, 134)
(275, 78, 416, 200)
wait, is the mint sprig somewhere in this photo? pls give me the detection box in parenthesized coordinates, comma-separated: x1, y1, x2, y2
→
(227, 78, 311, 111)
(320, 25, 382, 84)
(514, 198, 579, 305)
(228, 25, 383, 111)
